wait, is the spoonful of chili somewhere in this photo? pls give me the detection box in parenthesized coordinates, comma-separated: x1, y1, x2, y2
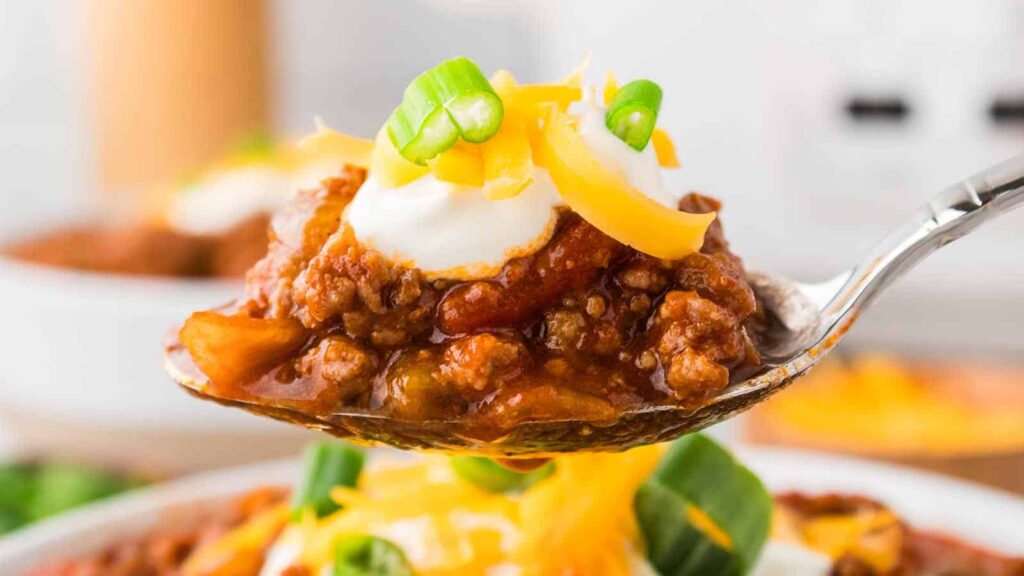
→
(165, 153, 1024, 458)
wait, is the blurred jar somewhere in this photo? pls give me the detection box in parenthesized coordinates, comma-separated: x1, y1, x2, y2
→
(86, 0, 271, 205)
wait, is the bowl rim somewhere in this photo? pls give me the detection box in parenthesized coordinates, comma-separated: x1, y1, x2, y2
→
(1, 444, 1021, 573)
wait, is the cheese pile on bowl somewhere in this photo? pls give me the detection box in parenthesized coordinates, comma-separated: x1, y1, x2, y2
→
(180, 437, 914, 576)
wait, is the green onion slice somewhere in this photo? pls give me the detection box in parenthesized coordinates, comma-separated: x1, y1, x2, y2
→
(387, 57, 504, 165)
(635, 434, 772, 576)
(334, 534, 414, 576)
(450, 456, 554, 493)
(291, 442, 365, 521)
(605, 79, 663, 151)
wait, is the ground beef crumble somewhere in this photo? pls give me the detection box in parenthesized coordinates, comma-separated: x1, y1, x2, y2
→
(186, 166, 768, 433)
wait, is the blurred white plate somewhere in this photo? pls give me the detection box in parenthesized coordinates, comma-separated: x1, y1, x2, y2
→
(0, 248, 318, 472)
(0, 446, 1021, 573)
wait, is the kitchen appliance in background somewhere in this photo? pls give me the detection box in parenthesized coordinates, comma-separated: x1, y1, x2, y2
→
(538, 0, 1023, 356)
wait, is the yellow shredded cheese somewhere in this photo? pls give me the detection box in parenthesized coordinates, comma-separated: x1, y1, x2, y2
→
(182, 504, 289, 576)
(188, 450, 915, 575)
(686, 505, 734, 551)
(518, 447, 663, 576)
(481, 109, 534, 199)
(490, 69, 520, 99)
(603, 71, 619, 106)
(427, 141, 484, 187)
(801, 510, 903, 573)
(753, 355, 1024, 457)
(296, 120, 374, 168)
(651, 128, 680, 168)
(538, 108, 714, 260)
(370, 125, 429, 187)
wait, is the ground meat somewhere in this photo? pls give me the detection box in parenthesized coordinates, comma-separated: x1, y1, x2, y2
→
(178, 183, 769, 437)
(297, 335, 378, 401)
(437, 213, 626, 334)
(244, 167, 365, 316)
(437, 334, 526, 392)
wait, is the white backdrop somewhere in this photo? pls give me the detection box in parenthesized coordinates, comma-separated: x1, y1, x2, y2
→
(1, 0, 1022, 353)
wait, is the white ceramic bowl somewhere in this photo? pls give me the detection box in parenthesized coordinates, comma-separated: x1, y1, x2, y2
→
(0, 446, 1021, 573)
(0, 221, 317, 471)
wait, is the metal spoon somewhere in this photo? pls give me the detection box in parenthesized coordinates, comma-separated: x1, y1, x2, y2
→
(166, 155, 1024, 456)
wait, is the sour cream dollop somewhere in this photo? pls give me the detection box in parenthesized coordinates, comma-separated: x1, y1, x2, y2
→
(168, 166, 295, 235)
(346, 169, 562, 280)
(346, 105, 681, 280)
(575, 107, 679, 209)
(167, 157, 346, 236)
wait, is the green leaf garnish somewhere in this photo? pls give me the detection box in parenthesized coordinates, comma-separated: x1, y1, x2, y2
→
(387, 57, 504, 165)
(635, 434, 772, 576)
(291, 442, 365, 521)
(334, 534, 414, 576)
(605, 79, 663, 151)
(449, 456, 554, 493)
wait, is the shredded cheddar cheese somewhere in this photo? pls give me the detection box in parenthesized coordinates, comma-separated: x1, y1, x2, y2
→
(182, 504, 289, 576)
(427, 141, 485, 187)
(651, 128, 680, 168)
(751, 354, 1024, 457)
(538, 108, 714, 259)
(370, 125, 429, 188)
(603, 71, 619, 106)
(296, 120, 374, 168)
(187, 450, 918, 576)
(481, 109, 534, 199)
(685, 505, 734, 551)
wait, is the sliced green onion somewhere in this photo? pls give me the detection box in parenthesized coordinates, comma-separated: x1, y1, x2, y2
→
(605, 79, 663, 151)
(334, 534, 414, 576)
(635, 434, 772, 576)
(387, 57, 504, 165)
(291, 442, 365, 521)
(449, 456, 554, 493)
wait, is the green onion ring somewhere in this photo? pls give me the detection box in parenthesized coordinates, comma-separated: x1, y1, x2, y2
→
(291, 442, 365, 521)
(605, 79, 663, 151)
(334, 534, 414, 576)
(450, 456, 554, 493)
(387, 57, 504, 165)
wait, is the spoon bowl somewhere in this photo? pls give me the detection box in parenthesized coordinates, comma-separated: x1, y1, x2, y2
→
(166, 155, 1024, 456)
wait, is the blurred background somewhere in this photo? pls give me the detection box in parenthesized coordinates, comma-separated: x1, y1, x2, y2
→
(0, 0, 1020, 534)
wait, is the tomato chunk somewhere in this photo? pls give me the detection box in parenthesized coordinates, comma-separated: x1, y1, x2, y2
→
(180, 311, 308, 386)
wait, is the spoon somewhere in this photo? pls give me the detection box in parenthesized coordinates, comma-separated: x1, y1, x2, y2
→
(166, 155, 1024, 456)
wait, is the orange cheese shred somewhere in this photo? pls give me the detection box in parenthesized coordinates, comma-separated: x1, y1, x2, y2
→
(428, 141, 485, 187)
(370, 125, 429, 187)
(482, 109, 534, 199)
(651, 128, 681, 168)
(538, 109, 714, 259)
(297, 121, 374, 168)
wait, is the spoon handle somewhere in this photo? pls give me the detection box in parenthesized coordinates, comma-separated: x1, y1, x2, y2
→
(821, 154, 1024, 323)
